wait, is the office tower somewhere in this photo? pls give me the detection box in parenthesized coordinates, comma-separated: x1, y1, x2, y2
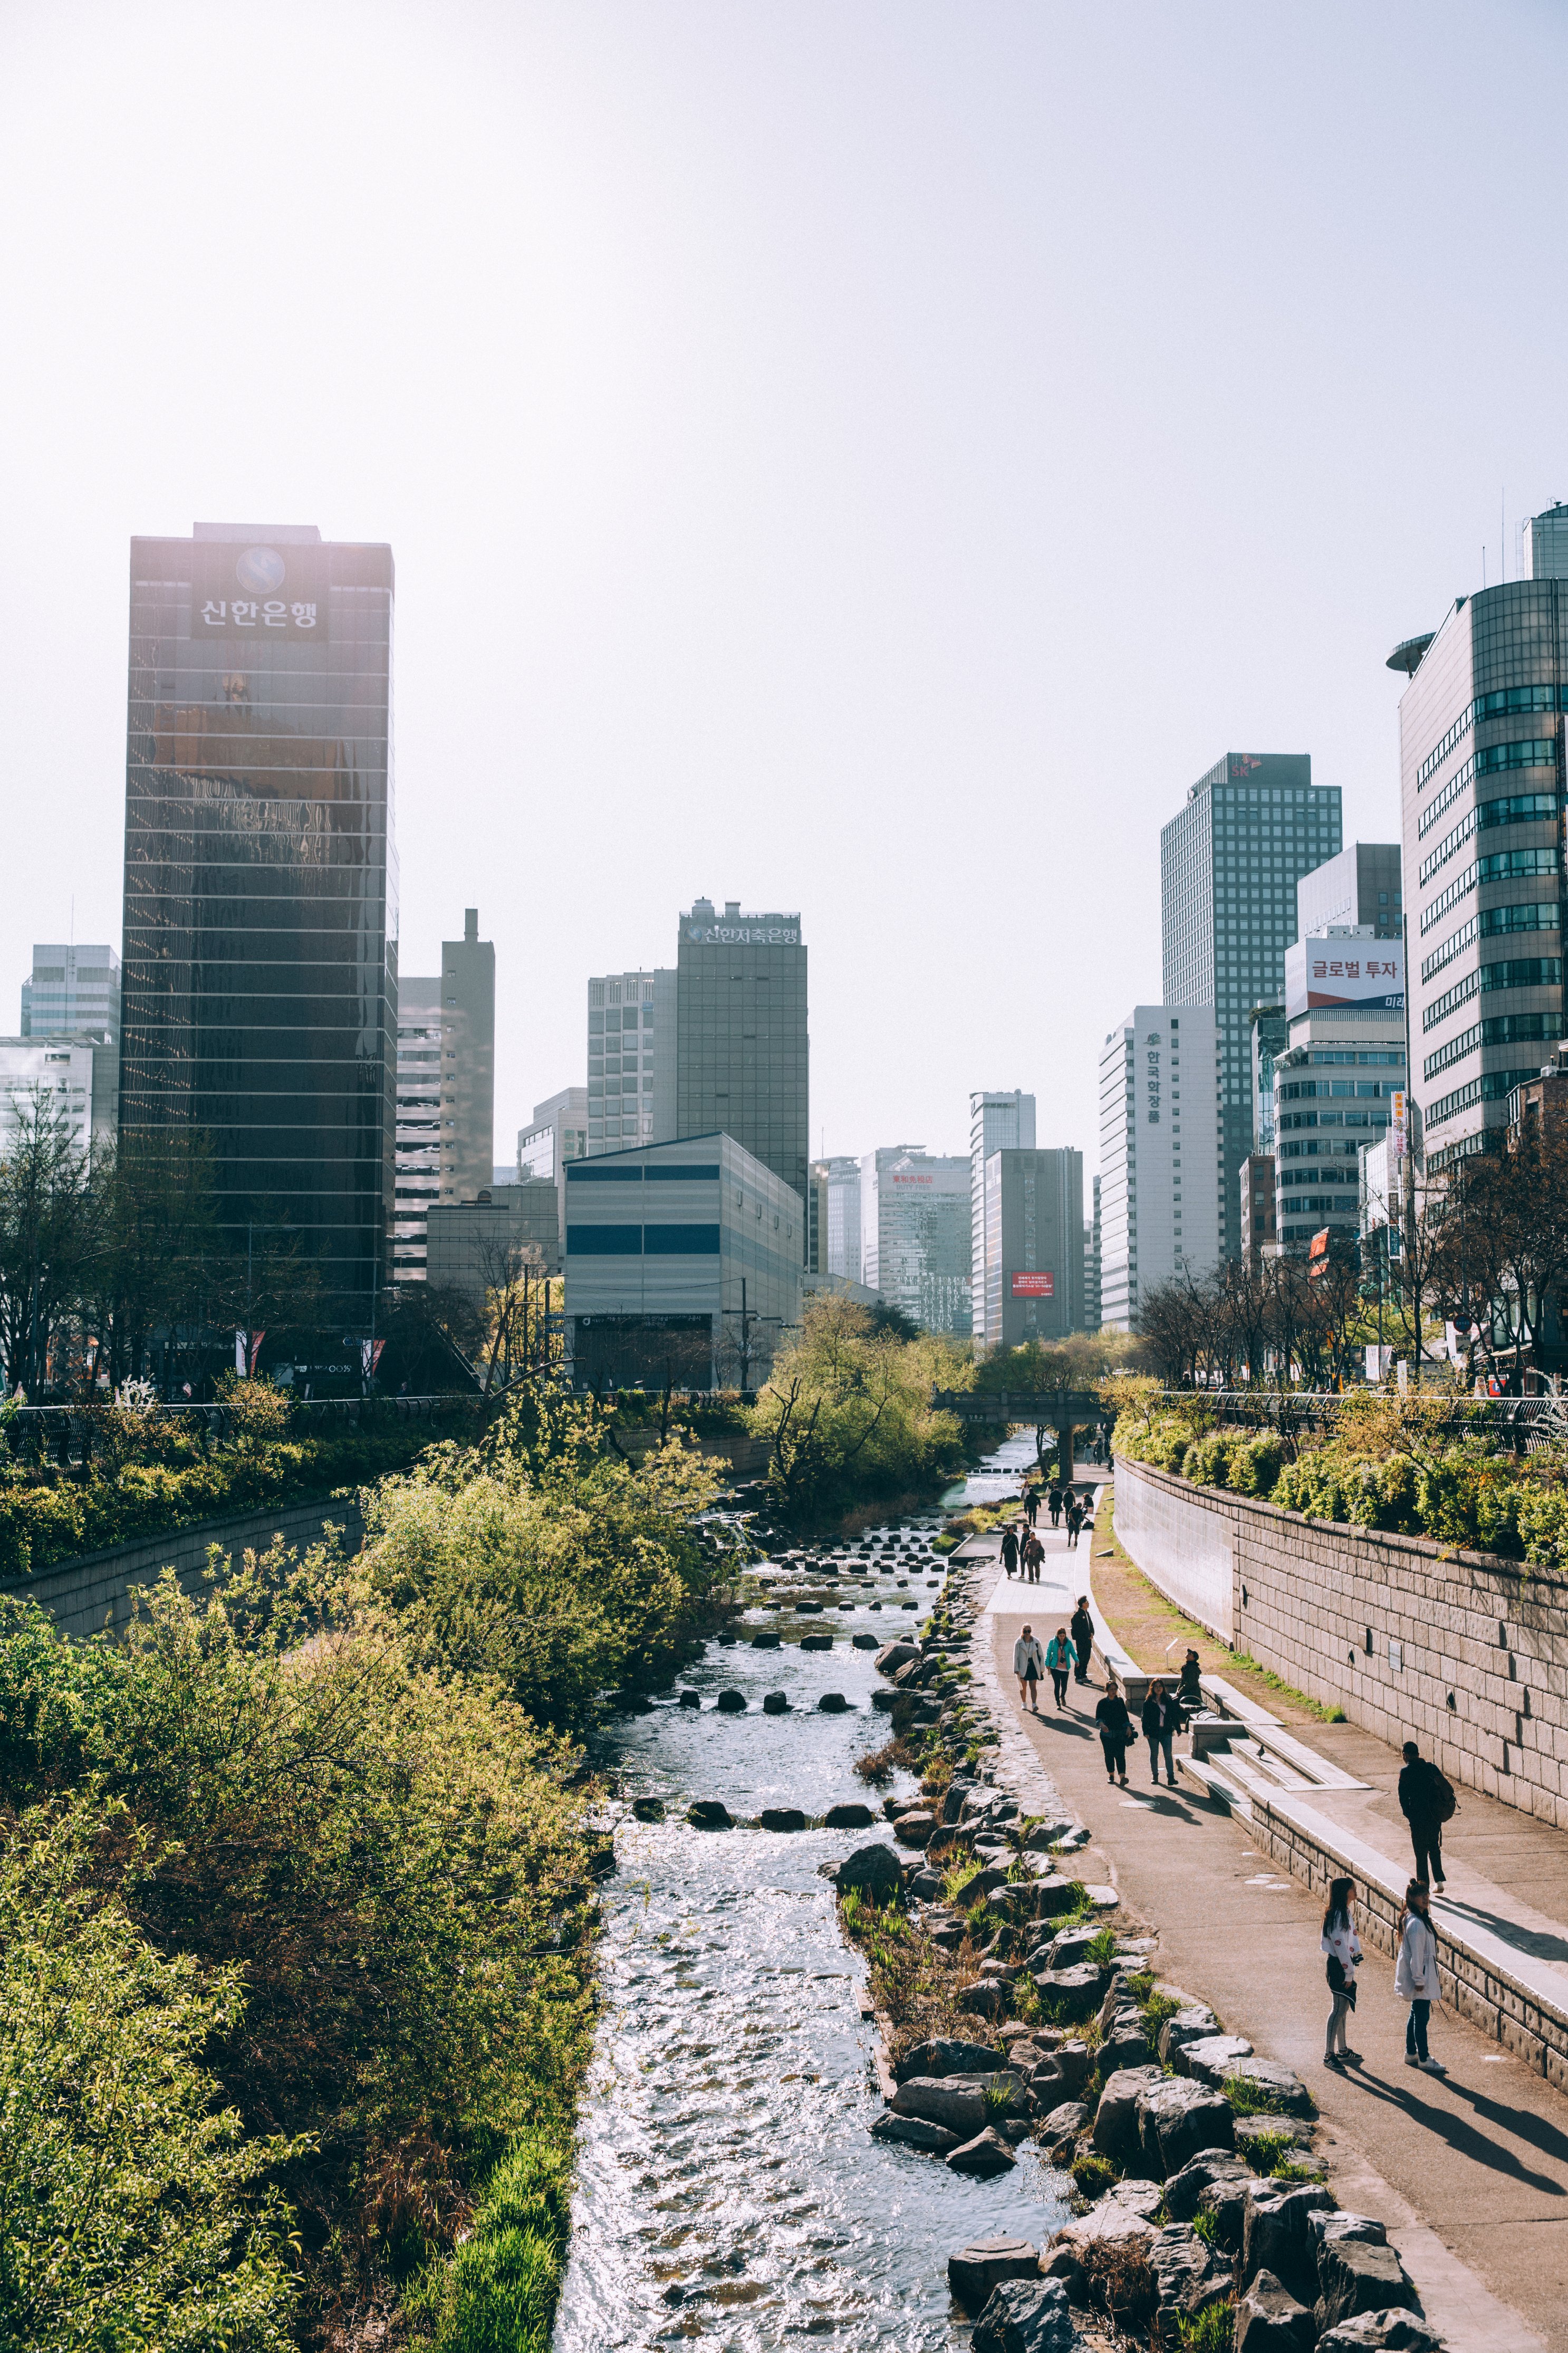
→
(1297, 843, 1402, 944)
(1162, 753, 1341, 1255)
(393, 979, 442, 1281)
(823, 1154, 863, 1281)
(860, 1146, 971, 1335)
(980, 1146, 1083, 1347)
(0, 1034, 117, 1160)
(676, 899, 808, 1210)
(120, 523, 396, 1326)
(1084, 1173, 1102, 1331)
(1270, 926, 1406, 1248)
(564, 1133, 803, 1391)
(1249, 1002, 1290, 1152)
(1239, 1156, 1277, 1263)
(1098, 1006, 1222, 1331)
(807, 1159, 830, 1273)
(1395, 499, 1568, 1171)
(21, 945, 120, 1044)
(519, 1085, 591, 1256)
(587, 969, 676, 1155)
(969, 1089, 1037, 1349)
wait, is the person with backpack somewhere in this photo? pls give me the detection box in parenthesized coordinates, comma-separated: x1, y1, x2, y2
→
(1141, 1680, 1180, 1787)
(1321, 1875, 1363, 2072)
(1044, 1626, 1077, 1710)
(1398, 1740, 1454, 1891)
(1013, 1624, 1045, 1713)
(1177, 1647, 1204, 1716)
(1070, 1596, 1095, 1685)
(1001, 1525, 1019, 1580)
(1095, 1673, 1132, 1787)
(1065, 1497, 1084, 1551)
(1395, 1877, 1446, 2074)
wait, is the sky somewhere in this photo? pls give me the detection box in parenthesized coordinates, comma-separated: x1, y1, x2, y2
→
(3, 0, 1568, 1171)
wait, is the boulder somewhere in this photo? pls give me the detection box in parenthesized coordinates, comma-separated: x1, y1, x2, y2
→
(871, 1689, 898, 1712)
(1030, 1873, 1085, 1919)
(947, 2125, 1017, 2178)
(1055, 2040, 1093, 2093)
(875, 1639, 921, 1674)
(1056, 2197, 1157, 2260)
(909, 1868, 945, 1900)
(1236, 2269, 1315, 2352)
(869, 2110, 959, 2155)
(1092, 2066, 1165, 2165)
(831, 1843, 903, 1895)
(961, 1981, 1007, 2020)
(822, 1802, 875, 1829)
(1314, 2240, 1418, 2335)
(947, 2236, 1042, 2315)
(1223, 2057, 1316, 2117)
(971, 2277, 1078, 2353)
(896, 2036, 1008, 2081)
(1314, 2318, 1446, 2352)
(817, 1691, 850, 1710)
(715, 1690, 747, 1713)
(1023, 1819, 1076, 1851)
(678, 1690, 702, 1709)
(1243, 2182, 1336, 2297)
(1311, 2214, 1388, 2252)
(1162, 2150, 1251, 2222)
(758, 1807, 806, 1832)
(1038, 2099, 1090, 2159)
(1172, 2033, 1255, 2084)
(630, 1796, 666, 1822)
(762, 1692, 790, 1715)
(1105, 2177, 1165, 2221)
(1040, 1925, 1103, 1972)
(1032, 1962, 1110, 2021)
(1099, 2008, 1153, 2072)
(941, 1780, 975, 1824)
(890, 2076, 989, 2136)
(801, 1635, 835, 1653)
(894, 1810, 937, 1848)
(1137, 2076, 1235, 2176)
(852, 1631, 880, 1649)
(1197, 2173, 1252, 2255)
(1148, 2221, 1220, 2316)
(686, 1800, 733, 1829)
(796, 1599, 824, 1613)
(1157, 2004, 1223, 2061)
(751, 1631, 781, 1648)
(1235, 2113, 1315, 2161)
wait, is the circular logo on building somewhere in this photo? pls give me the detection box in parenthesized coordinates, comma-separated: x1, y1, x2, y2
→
(235, 546, 286, 595)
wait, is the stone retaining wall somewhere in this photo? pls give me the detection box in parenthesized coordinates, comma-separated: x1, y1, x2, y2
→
(0, 1495, 367, 1642)
(1113, 1453, 1568, 1831)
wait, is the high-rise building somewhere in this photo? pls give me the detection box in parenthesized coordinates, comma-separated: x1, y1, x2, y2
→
(120, 522, 396, 1326)
(587, 969, 676, 1155)
(1249, 1001, 1290, 1153)
(1273, 926, 1407, 1248)
(823, 1154, 863, 1282)
(518, 1085, 591, 1257)
(1239, 1153, 1277, 1263)
(1098, 1006, 1223, 1331)
(391, 911, 496, 1283)
(21, 945, 121, 1044)
(980, 1146, 1083, 1347)
(393, 979, 441, 1281)
(1162, 754, 1342, 1256)
(968, 1089, 1036, 1350)
(1394, 502, 1568, 1172)
(860, 1146, 971, 1336)
(806, 1159, 830, 1273)
(1296, 843, 1402, 944)
(1084, 1173, 1102, 1332)
(676, 900, 808, 1212)
(0, 1034, 118, 1160)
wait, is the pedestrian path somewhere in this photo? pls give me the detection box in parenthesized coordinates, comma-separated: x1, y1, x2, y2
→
(971, 1495, 1567, 2351)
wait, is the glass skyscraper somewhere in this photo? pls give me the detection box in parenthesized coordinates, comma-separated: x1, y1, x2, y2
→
(675, 900, 808, 1212)
(1161, 752, 1341, 1257)
(120, 522, 397, 1327)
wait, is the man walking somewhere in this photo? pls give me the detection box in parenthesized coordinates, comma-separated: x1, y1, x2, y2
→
(1070, 1595, 1095, 1685)
(1023, 1530, 1044, 1583)
(1398, 1740, 1453, 1891)
(1014, 1624, 1045, 1713)
(1141, 1679, 1180, 1788)
(1024, 1484, 1040, 1529)
(1047, 1483, 1064, 1528)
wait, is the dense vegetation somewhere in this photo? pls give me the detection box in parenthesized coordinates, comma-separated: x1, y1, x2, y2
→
(0, 1382, 476, 1578)
(0, 1384, 737, 2351)
(746, 1294, 973, 1525)
(1114, 1384, 1568, 1565)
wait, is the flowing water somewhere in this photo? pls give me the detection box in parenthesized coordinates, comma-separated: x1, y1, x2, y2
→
(553, 1459, 1072, 2350)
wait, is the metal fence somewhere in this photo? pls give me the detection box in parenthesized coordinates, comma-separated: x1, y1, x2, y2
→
(0, 1392, 482, 1471)
(1150, 1387, 1566, 1454)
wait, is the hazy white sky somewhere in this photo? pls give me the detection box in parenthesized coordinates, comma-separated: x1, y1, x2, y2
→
(3, 1, 1567, 1169)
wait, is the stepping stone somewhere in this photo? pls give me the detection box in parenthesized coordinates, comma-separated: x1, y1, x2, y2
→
(751, 1631, 781, 1648)
(678, 1690, 701, 1709)
(818, 1692, 851, 1712)
(715, 1690, 747, 1713)
(631, 1796, 666, 1822)
(947, 2236, 1040, 2315)
(800, 1633, 834, 1651)
(762, 1692, 790, 1715)
(822, 1802, 874, 1828)
(946, 2126, 1016, 2178)
(759, 1807, 807, 1832)
(852, 1632, 880, 1649)
(870, 2110, 959, 2155)
(686, 1801, 733, 1830)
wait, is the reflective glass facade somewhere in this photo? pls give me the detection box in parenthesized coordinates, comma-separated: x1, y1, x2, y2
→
(676, 901, 807, 1213)
(121, 525, 397, 1326)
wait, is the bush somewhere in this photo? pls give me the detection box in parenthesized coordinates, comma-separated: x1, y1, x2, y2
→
(1071, 2149, 1118, 2199)
(1227, 1432, 1284, 1496)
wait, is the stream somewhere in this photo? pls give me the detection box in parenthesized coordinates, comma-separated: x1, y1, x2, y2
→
(553, 1434, 1071, 2349)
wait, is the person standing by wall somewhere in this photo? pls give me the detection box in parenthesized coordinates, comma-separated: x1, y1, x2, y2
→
(1013, 1624, 1045, 1713)
(1396, 1879, 1446, 2074)
(1045, 1625, 1076, 1710)
(1070, 1595, 1095, 1686)
(1321, 1875, 1362, 2072)
(1096, 1673, 1132, 1787)
(1399, 1740, 1453, 1892)
(1141, 1680, 1179, 1787)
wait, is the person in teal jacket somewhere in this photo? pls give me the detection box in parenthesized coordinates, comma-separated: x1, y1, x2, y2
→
(1045, 1628, 1078, 1711)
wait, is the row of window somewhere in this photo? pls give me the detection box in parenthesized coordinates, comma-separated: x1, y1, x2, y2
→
(1417, 791, 1560, 888)
(1278, 1165, 1356, 1186)
(1277, 1107, 1391, 1131)
(1420, 846, 1560, 933)
(1417, 691, 1564, 790)
(1426, 1067, 1542, 1131)
(1421, 899, 1560, 984)
(1278, 1079, 1398, 1100)
(568, 1225, 722, 1255)
(1421, 956, 1562, 1034)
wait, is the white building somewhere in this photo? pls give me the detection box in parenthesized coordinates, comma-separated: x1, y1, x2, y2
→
(1274, 927, 1407, 1249)
(518, 1086, 590, 1255)
(822, 1153, 863, 1281)
(0, 1034, 117, 1163)
(969, 1089, 1036, 1350)
(393, 979, 442, 1281)
(861, 1145, 971, 1336)
(20, 945, 120, 1045)
(393, 911, 497, 1283)
(587, 969, 677, 1155)
(1098, 1005, 1223, 1331)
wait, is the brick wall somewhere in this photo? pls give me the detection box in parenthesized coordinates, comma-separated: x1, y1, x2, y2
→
(1114, 1453, 1568, 1831)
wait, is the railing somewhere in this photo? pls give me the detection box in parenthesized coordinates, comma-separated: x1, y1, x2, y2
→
(0, 1393, 482, 1471)
(1144, 1387, 1566, 1453)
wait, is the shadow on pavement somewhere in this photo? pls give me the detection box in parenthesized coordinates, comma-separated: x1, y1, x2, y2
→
(1345, 2068, 1568, 2196)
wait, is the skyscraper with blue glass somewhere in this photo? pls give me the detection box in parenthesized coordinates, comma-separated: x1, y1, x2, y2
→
(1161, 753, 1342, 1259)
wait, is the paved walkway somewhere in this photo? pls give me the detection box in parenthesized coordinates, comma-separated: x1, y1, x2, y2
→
(975, 1489, 1568, 2352)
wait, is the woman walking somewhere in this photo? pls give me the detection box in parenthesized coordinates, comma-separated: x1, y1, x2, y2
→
(1396, 1879, 1447, 2074)
(1002, 1525, 1019, 1580)
(1141, 1680, 1179, 1787)
(1045, 1625, 1077, 1710)
(1095, 1674, 1132, 1787)
(1321, 1876, 1362, 2072)
(1013, 1624, 1045, 1714)
(1065, 1497, 1084, 1551)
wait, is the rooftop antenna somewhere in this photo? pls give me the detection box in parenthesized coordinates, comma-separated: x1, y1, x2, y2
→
(1502, 487, 1506, 584)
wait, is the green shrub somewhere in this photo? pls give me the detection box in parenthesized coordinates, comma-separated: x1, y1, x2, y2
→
(1227, 1432, 1284, 1496)
(1071, 2149, 1118, 2199)
(1177, 2300, 1235, 2350)
(1184, 1431, 1237, 1489)
(403, 2129, 576, 2353)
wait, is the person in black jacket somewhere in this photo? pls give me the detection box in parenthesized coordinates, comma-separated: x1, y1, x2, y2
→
(1141, 1681, 1179, 1787)
(1001, 1525, 1019, 1580)
(1070, 1597, 1095, 1685)
(1096, 1675, 1132, 1787)
(1399, 1740, 1450, 1891)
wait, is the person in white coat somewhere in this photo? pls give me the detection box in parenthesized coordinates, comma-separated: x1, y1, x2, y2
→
(1394, 1878, 1446, 2074)
(1321, 1874, 1362, 2071)
(1013, 1624, 1045, 1713)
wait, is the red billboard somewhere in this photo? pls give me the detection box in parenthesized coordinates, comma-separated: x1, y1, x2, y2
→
(1010, 1271, 1054, 1297)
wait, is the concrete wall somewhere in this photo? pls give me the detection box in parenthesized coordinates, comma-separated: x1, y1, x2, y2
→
(0, 1495, 367, 1643)
(1114, 1453, 1568, 1830)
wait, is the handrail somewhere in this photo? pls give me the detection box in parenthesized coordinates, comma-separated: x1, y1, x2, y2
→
(1136, 1386, 1566, 1452)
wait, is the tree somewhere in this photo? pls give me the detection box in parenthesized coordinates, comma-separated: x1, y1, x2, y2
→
(0, 1087, 97, 1396)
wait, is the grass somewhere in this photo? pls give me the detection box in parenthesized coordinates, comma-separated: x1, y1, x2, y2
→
(402, 2128, 575, 2353)
(1228, 1649, 1348, 1726)
(944, 1857, 983, 1903)
(1190, 2207, 1218, 2249)
(1084, 1928, 1120, 1967)
(1271, 2159, 1322, 2183)
(1070, 2149, 1117, 2199)
(1224, 2070, 1317, 2120)
(983, 2079, 1012, 2119)
(1177, 2301, 1235, 2351)
(1237, 2127, 1295, 2172)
